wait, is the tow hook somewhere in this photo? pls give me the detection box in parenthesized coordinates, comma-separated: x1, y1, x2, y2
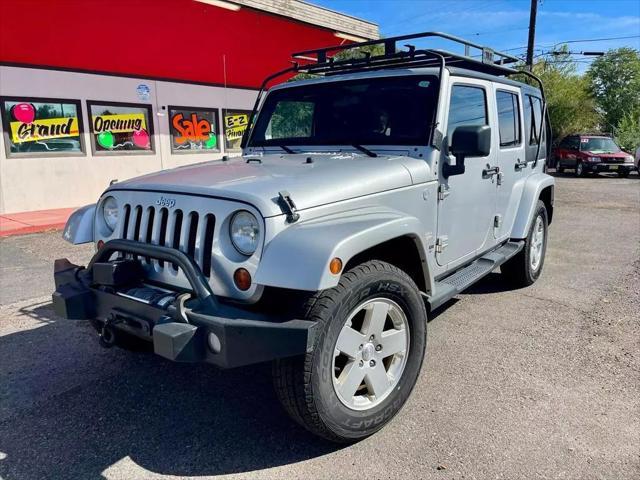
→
(99, 314, 121, 348)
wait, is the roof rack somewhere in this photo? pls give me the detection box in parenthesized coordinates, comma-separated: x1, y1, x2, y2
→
(291, 31, 523, 77)
(242, 31, 547, 163)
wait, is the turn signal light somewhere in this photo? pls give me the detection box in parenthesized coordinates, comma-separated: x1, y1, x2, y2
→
(234, 268, 252, 291)
(329, 257, 343, 275)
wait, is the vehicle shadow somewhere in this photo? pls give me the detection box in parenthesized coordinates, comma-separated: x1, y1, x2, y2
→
(0, 303, 342, 480)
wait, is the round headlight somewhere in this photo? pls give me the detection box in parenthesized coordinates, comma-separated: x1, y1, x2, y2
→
(230, 210, 260, 255)
(102, 196, 119, 232)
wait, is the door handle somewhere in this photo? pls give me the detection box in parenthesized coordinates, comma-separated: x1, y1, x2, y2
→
(483, 164, 500, 177)
(515, 159, 527, 170)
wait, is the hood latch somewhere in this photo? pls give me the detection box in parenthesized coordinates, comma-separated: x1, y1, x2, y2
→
(278, 191, 300, 223)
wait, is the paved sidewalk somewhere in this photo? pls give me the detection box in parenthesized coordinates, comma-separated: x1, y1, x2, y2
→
(0, 207, 75, 237)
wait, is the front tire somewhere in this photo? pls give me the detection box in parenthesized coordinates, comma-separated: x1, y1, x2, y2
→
(501, 200, 548, 287)
(273, 260, 427, 443)
(575, 161, 585, 177)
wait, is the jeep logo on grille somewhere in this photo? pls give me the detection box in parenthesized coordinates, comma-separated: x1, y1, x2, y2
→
(156, 196, 176, 208)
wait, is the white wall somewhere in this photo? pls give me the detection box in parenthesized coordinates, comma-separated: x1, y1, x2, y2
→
(0, 66, 257, 214)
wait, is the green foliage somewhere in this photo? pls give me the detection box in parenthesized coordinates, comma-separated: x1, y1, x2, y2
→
(289, 44, 386, 82)
(614, 109, 640, 152)
(587, 48, 640, 133)
(530, 46, 600, 142)
(268, 101, 313, 139)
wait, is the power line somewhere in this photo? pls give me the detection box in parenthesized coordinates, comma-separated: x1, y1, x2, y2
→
(503, 34, 640, 53)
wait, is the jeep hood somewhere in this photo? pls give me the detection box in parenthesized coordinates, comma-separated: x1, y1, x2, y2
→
(109, 153, 427, 217)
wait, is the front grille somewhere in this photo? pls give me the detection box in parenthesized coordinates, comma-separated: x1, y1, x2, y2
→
(121, 204, 216, 277)
(601, 157, 623, 163)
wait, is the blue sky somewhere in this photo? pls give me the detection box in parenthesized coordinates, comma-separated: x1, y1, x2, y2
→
(314, 0, 640, 70)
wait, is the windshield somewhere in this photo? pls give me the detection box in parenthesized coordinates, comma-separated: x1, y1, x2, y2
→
(249, 75, 439, 147)
(580, 137, 620, 153)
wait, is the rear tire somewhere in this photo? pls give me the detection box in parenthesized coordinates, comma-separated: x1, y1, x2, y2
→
(273, 260, 427, 443)
(501, 200, 548, 288)
(618, 170, 630, 178)
(557, 165, 564, 173)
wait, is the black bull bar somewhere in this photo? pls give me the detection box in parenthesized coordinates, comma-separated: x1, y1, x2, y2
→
(52, 239, 315, 368)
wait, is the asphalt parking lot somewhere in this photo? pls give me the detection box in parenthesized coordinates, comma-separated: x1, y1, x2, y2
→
(0, 172, 638, 480)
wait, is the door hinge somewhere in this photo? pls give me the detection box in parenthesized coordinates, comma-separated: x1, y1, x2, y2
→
(438, 184, 450, 201)
(494, 214, 503, 228)
(435, 236, 448, 253)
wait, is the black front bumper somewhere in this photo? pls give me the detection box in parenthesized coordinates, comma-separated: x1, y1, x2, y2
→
(52, 239, 315, 368)
(584, 163, 634, 173)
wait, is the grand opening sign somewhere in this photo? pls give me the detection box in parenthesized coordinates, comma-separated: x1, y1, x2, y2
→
(10, 117, 80, 144)
(92, 113, 147, 134)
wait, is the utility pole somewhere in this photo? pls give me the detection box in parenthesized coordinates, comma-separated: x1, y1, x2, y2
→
(526, 0, 538, 69)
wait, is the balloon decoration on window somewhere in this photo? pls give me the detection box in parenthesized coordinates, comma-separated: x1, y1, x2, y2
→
(11, 103, 36, 124)
(97, 131, 115, 149)
(204, 133, 217, 149)
(132, 129, 150, 148)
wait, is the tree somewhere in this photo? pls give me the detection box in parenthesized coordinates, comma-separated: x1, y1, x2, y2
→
(615, 109, 640, 152)
(587, 48, 640, 134)
(290, 43, 386, 82)
(529, 46, 600, 143)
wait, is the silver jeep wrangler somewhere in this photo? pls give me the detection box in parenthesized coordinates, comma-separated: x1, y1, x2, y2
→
(53, 32, 554, 442)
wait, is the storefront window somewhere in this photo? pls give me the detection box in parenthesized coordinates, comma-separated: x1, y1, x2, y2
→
(88, 101, 154, 154)
(223, 109, 251, 151)
(169, 106, 220, 153)
(1, 97, 84, 157)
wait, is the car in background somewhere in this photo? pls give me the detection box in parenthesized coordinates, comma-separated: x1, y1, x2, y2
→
(635, 145, 640, 173)
(554, 134, 635, 177)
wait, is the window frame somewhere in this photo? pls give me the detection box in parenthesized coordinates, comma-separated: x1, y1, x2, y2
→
(222, 108, 252, 152)
(446, 83, 489, 143)
(86, 100, 155, 156)
(496, 89, 522, 148)
(167, 105, 221, 155)
(0, 95, 86, 158)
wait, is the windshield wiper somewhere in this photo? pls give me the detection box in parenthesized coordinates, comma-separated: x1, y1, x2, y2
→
(278, 145, 296, 154)
(352, 144, 378, 157)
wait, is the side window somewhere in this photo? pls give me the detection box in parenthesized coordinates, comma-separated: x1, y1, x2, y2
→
(527, 95, 544, 146)
(0, 97, 85, 157)
(496, 90, 521, 147)
(265, 101, 314, 140)
(568, 137, 580, 150)
(87, 101, 154, 154)
(446, 85, 487, 140)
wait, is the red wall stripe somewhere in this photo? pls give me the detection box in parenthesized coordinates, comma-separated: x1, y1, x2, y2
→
(0, 0, 349, 88)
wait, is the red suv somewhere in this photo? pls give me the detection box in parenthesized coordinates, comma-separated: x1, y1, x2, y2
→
(554, 134, 635, 177)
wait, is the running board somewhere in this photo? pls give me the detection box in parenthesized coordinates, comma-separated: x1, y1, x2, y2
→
(427, 241, 524, 311)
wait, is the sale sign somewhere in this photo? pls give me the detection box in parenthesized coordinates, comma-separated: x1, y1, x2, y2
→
(172, 112, 213, 144)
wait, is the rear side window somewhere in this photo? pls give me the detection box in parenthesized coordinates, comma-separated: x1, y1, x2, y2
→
(525, 94, 544, 145)
(447, 85, 487, 140)
(496, 90, 521, 147)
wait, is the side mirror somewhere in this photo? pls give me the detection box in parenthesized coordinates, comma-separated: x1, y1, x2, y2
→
(444, 125, 491, 178)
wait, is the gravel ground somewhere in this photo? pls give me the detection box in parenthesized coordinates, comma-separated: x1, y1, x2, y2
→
(0, 172, 638, 480)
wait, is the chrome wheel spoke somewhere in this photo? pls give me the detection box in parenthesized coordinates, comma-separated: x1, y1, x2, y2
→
(336, 326, 365, 357)
(363, 301, 389, 337)
(337, 360, 366, 399)
(365, 364, 390, 398)
(379, 329, 407, 356)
